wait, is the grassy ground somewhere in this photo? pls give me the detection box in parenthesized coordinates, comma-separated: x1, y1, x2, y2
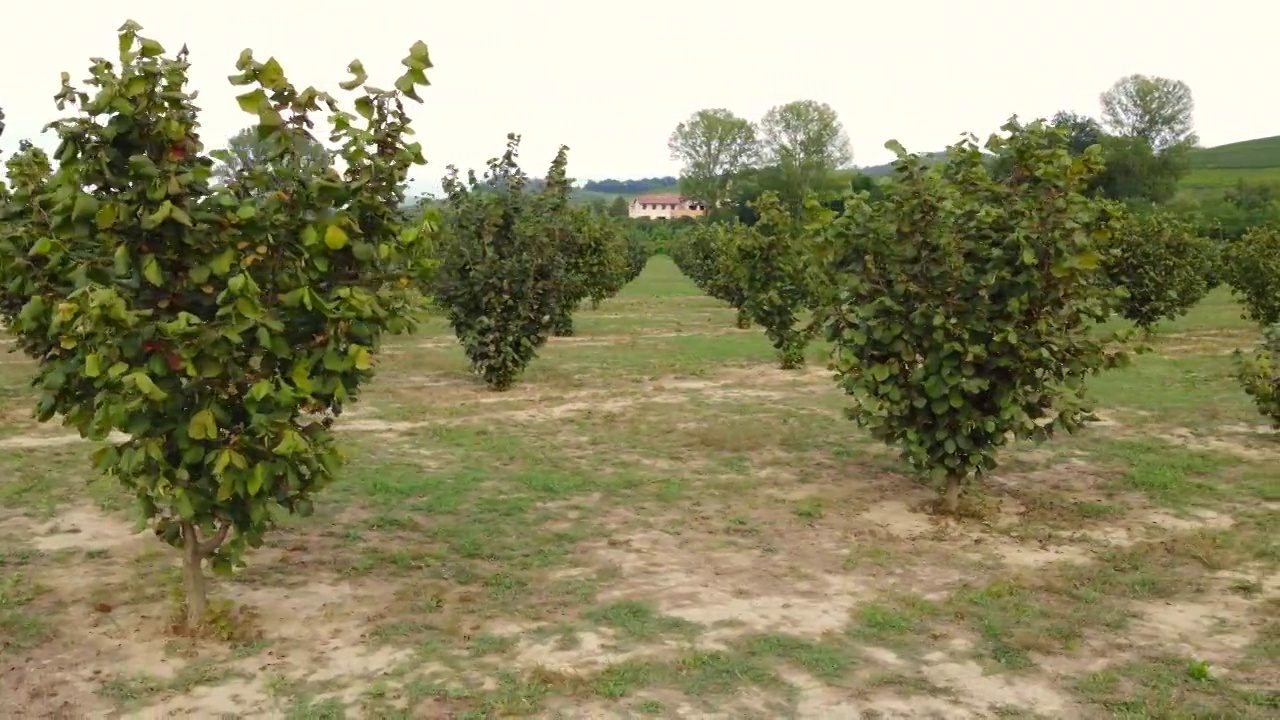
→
(1189, 136, 1280, 171)
(1, 257, 1278, 719)
(1179, 167, 1280, 192)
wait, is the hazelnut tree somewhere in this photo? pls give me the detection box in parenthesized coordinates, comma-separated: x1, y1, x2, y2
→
(1224, 225, 1280, 327)
(434, 135, 569, 390)
(1234, 323, 1280, 429)
(622, 229, 651, 285)
(1096, 204, 1214, 332)
(548, 206, 629, 336)
(817, 119, 1128, 514)
(0, 22, 434, 627)
(671, 221, 751, 328)
(736, 191, 831, 368)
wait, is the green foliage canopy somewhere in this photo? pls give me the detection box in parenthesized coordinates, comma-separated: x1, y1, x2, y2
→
(0, 22, 434, 624)
(817, 119, 1128, 513)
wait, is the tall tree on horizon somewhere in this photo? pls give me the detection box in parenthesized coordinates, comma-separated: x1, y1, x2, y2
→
(1100, 74, 1197, 152)
(758, 99, 852, 202)
(668, 108, 759, 209)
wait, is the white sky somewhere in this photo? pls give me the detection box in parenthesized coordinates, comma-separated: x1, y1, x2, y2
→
(1, 1, 1274, 196)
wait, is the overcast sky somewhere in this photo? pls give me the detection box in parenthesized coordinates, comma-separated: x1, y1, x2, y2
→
(1, 1, 1274, 195)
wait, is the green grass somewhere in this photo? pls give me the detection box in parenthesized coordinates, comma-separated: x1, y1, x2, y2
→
(0, 256, 1277, 717)
(1189, 135, 1280, 170)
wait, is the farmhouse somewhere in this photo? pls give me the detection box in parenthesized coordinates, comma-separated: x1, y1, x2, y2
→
(629, 193, 707, 220)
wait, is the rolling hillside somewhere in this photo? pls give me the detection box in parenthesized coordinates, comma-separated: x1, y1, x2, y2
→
(1182, 135, 1280, 190)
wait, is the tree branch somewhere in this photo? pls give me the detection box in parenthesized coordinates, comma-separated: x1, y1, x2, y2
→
(199, 522, 231, 557)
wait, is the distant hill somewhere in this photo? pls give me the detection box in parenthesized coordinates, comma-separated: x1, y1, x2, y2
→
(1189, 136, 1280, 170)
(853, 151, 950, 177)
(568, 134, 1280, 204)
(1182, 135, 1280, 191)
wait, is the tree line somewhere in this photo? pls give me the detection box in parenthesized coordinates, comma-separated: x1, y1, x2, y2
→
(664, 75, 1280, 236)
(580, 176, 677, 195)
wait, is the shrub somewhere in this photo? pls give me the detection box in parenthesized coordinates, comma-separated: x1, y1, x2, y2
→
(434, 135, 568, 390)
(549, 207, 629, 336)
(621, 228, 651, 285)
(671, 221, 751, 328)
(1097, 204, 1214, 332)
(817, 119, 1128, 514)
(0, 22, 433, 626)
(736, 192, 829, 368)
(1234, 324, 1280, 428)
(1224, 225, 1280, 327)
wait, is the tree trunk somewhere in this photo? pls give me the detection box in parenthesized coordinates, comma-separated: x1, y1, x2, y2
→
(735, 308, 751, 329)
(181, 521, 208, 628)
(941, 475, 962, 516)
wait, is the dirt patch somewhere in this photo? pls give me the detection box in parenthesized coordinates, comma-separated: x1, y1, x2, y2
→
(1131, 597, 1259, 666)
(924, 656, 1081, 716)
(29, 504, 146, 552)
(858, 499, 1093, 568)
(1157, 428, 1278, 460)
(589, 527, 871, 638)
(1075, 508, 1235, 547)
(8, 509, 413, 719)
(0, 430, 131, 449)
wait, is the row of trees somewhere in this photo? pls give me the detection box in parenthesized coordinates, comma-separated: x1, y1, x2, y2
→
(665, 75, 1205, 229)
(1, 25, 1275, 639)
(433, 134, 640, 389)
(669, 119, 1280, 515)
(668, 100, 852, 212)
(0, 22, 649, 631)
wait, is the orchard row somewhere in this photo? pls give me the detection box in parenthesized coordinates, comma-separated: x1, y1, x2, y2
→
(664, 126, 1280, 513)
(1, 23, 1278, 635)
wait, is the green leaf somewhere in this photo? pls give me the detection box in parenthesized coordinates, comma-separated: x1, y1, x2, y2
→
(142, 256, 164, 286)
(114, 245, 131, 275)
(210, 249, 235, 276)
(174, 490, 195, 520)
(84, 354, 102, 378)
(351, 345, 373, 370)
(28, 238, 53, 256)
(130, 372, 167, 400)
(188, 409, 218, 440)
(324, 225, 349, 250)
(247, 464, 265, 495)
(259, 57, 286, 89)
(258, 108, 284, 127)
(213, 450, 232, 475)
(247, 380, 274, 401)
(142, 201, 173, 229)
(72, 193, 100, 222)
(139, 38, 165, 57)
(96, 204, 118, 229)
(301, 225, 318, 246)
(236, 88, 270, 115)
(339, 60, 369, 91)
